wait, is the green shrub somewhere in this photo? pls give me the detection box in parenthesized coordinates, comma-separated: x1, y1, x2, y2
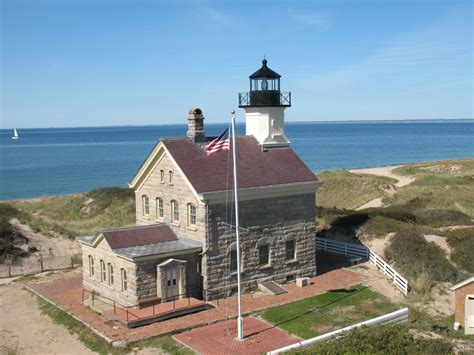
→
(0, 203, 29, 263)
(385, 232, 458, 287)
(441, 227, 474, 273)
(297, 324, 453, 354)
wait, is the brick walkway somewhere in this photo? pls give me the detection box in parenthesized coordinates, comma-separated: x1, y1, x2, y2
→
(28, 268, 362, 343)
(174, 316, 301, 355)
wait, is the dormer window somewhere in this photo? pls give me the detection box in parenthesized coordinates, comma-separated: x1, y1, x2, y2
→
(169, 170, 173, 184)
(142, 195, 150, 216)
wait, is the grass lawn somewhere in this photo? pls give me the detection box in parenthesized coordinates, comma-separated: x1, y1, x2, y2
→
(260, 284, 398, 339)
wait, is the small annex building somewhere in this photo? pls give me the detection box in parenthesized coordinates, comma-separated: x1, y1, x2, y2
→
(450, 276, 474, 335)
(79, 59, 321, 307)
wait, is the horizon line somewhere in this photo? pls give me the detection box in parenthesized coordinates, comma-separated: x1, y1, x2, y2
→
(1, 117, 473, 130)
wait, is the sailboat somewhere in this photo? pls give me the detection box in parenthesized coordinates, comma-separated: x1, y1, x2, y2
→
(11, 128, 19, 140)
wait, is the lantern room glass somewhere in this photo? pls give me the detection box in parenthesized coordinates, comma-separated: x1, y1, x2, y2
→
(250, 78, 280, 91)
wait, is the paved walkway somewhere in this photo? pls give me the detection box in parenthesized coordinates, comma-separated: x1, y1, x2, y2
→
(174, 316, 301, 354)
(28, 268, 362, 343)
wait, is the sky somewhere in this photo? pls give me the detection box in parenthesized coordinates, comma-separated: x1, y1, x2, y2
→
(1, 0, 473, 128)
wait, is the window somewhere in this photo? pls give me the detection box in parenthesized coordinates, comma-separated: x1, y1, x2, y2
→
(188, 203, 196, 226)
(160, 169, 165, 183)
(108, 263, 114, 285)
(169, 170, 173, 184)
(100, 260, 106, 282)
(171, 200, 179, 222)
(285, 240, 296, 261)
(142, 195, 150, 216)
(230, 249, 238, 272)
(121, 268, 127, 291)
(88, 256, 94, 276)
(259, 244, 269, 266)
(156, 197, 164, 219)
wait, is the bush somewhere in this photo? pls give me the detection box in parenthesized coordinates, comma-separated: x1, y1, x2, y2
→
(441, 227, 474, 273)
(297, 324, 453, 354)
(385, 232, 458, 288)
(0, 203, 29, 263)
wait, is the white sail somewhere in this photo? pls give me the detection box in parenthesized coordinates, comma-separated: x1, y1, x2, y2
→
(12, 128, 19, 139)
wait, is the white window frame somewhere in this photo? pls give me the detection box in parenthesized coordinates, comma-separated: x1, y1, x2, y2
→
(188, 203, 196, 226)
(156, 197, 164, 219)
(88, 255, 94, 276)
(121, 268, 127, 291)
(100, 260, 106, 282)
(142, 195, 150, 216)
(108, 263, 114, 285)
(171, 200, 179, 223)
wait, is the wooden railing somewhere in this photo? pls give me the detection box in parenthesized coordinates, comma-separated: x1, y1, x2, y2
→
(316, 237, 409, 295)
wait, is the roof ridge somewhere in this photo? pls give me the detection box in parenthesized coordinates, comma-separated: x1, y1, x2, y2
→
(101, 223, 169, 234)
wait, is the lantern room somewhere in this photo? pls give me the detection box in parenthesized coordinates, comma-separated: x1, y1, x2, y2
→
(239, 59, 291, 108)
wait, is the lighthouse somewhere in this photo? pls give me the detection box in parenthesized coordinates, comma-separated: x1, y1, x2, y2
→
(238, 59, 291, 148)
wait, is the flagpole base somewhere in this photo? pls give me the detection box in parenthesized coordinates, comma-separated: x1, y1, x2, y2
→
(237, 316, 244, 340)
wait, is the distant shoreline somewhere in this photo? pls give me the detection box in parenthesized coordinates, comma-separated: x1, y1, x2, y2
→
(1, 118, 473, 131)
(3, 157, 473, 203)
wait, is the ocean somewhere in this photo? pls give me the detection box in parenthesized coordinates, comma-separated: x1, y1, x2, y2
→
(1, 120, 473, 201)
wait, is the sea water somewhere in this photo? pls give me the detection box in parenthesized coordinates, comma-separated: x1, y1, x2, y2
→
(0, 120, 473, 200)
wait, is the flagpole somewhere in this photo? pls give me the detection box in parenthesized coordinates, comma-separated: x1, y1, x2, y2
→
(231, 109, 244, 340)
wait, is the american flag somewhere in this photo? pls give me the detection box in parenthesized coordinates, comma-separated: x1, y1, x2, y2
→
(206, 128, 230, 156)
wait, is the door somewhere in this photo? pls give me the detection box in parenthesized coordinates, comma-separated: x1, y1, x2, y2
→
(165, 267, 179, 300)
(466, 295, 474, 335)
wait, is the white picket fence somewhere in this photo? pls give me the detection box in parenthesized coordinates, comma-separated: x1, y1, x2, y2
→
(316, 238, 409, 296)
(268, 308, 409, 354)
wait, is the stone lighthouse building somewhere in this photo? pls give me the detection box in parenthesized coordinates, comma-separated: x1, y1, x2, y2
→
(79, 59, 321, 306)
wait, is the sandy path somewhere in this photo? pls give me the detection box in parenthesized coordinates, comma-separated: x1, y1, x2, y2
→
(350, 165, 415, 188)
(424, 234, 452, 258)
(0, 280, 93, 355)
(350, 165, 415, 210)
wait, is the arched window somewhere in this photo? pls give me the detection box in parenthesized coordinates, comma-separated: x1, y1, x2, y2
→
(160, 169, 165, 183)
(121, 268, 127, 291)
(100, 260, 106, 282)
(156, 197, 164, 219)
(108, 263, 114, 285)
(187, 203, 196, 226)
(142, 195, 150, 216)
(169, 170, 174, 184)
(88, 255, 94, 276)
(171, 200, 179, 222)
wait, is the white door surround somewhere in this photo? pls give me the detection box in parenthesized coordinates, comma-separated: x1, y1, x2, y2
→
(156, 258, 187, 301)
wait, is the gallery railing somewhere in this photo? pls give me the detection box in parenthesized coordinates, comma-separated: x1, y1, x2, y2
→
(81, 284, 204, 324)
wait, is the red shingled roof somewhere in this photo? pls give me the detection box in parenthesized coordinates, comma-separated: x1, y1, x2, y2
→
(162, 136, 317, 193)
(101, 224, 177, 249)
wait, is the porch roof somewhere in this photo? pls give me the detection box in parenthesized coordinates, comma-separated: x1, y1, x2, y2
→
(113, 236, 202, 259)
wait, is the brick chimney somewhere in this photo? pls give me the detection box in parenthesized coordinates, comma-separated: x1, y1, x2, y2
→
(187, 108, 206, 143)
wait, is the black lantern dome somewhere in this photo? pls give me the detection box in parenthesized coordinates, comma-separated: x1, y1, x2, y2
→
(239, 59, 291, 108)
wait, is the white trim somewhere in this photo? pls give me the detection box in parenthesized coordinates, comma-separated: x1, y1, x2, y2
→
(200, 180, 321, 204)
(450, 277, 474, 291)
(157, 258, 188, 267)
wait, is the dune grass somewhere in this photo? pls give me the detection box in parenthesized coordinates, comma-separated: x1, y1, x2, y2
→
(9, 187, 135, 238)
(316, 170, 396, 210)
(389, 158, 474, 217)
(294, 323, 454, 354)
